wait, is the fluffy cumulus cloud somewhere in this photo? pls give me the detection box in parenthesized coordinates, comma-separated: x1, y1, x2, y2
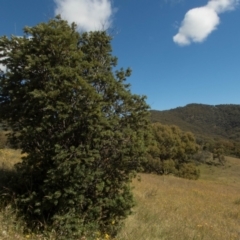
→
(173, 0, 239, 46)
(54, 0, 114, 32)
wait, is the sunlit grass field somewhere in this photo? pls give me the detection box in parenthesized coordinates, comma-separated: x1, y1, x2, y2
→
(0, 149, 240, 239)
(117, 157, 240, 240)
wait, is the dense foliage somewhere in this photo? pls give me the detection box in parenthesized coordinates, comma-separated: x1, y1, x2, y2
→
(145, 123, 200, 179)
(0, 17, 150, 239)
(151, 104, 240, 157)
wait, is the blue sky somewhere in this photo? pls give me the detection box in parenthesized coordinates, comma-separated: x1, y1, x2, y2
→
(1, 0, 240, 110)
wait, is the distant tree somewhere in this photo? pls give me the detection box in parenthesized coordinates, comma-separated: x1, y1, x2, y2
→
(178, 163, 200, 180)
(145, 123, 199, 179)
(0, 16, 150, 239)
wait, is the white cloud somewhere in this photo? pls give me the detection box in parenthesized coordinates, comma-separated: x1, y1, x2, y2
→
(207, 0, 239, 13)
(173, 7, 219, 45)
(173, 0, 239, 46)
(54, 0, 114, 32)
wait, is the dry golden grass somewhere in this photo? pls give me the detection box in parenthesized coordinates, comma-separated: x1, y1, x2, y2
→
(0, 149, 31, 240)
(0, 148, 23, 169)
(0, 150, 240, 239)
(117, 156, 240, 240)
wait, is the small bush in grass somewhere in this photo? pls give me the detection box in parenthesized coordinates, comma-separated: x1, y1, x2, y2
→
(233, 198, 240, 205)
(178, 163, 200, 180)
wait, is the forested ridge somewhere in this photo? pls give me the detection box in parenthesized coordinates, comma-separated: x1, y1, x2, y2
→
(151, 103, 240, 157)
(151, 103, 240, 141)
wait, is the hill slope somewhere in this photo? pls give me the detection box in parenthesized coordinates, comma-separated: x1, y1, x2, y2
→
(151, 103, 240, 143)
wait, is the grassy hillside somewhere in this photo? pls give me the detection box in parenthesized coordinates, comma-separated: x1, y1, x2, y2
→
(117, 157, 240, 240)
(1, 149, 240, 239)
(151, 103, 240, 142)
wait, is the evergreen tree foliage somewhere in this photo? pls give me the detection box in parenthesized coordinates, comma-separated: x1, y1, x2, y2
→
(0, 16, 150, 238)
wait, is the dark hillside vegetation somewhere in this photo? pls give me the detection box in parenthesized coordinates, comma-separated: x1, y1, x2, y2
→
(151, 103, 240, 141)
(151, 104, 240, 157)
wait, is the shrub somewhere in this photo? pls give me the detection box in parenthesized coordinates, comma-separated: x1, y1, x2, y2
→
(177, 163, 200, 180)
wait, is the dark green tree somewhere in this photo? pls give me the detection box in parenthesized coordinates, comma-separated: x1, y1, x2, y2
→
(0, 17, 150, 239)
